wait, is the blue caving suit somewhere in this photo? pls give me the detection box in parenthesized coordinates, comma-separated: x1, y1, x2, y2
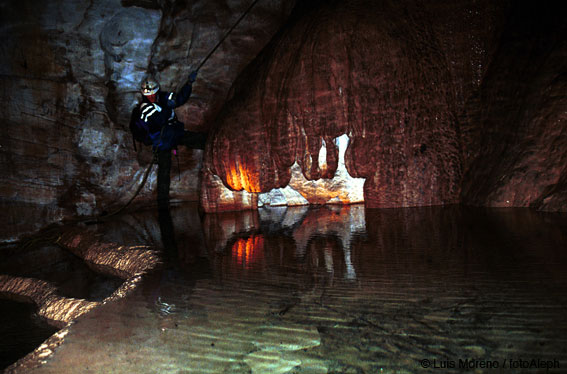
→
(131, 79, 206, 205)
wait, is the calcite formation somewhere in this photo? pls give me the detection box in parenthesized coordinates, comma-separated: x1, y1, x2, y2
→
(0, 275, 98, 327)
(0, 227, 157, 326)
(0, 227, 156, 371)
(201, 0, 497, 210)
(260, 134, 365, 207)
(203, 133, 365, 211)
(202, 0, 566, 212)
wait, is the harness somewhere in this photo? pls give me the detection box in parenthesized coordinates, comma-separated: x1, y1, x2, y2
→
(140, 102, 161, 122)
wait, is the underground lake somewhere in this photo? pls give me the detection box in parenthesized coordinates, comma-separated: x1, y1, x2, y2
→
(1, 203, 566, 373)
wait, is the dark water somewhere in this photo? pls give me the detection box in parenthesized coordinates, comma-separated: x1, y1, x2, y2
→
(3, 204, 567, 373)
(32, 203, 566, 374)
(0, 235, 124, 370)
(0, 243, 124, 302)
(0, 300, 58, 371)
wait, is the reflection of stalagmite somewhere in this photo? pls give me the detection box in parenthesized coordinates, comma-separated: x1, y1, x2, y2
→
(202, 210, 260, 253)
(232, 235, 264, 267)
(203, 204, 365, 281)
(324, 248, 334, 277)
(292, 205, 365, 280)
(257, 206, 309, 229)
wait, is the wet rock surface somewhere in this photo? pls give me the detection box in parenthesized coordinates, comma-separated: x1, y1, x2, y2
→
(0, 218, 164, 371)
(460, 2, 567, 211)
(0, 275, 100, 328)
(0, 243, 122, 301)
(57, 228, 160, 279)
(4, 203, 566, 373)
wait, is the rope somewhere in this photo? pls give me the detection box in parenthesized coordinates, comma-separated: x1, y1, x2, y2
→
(84, 154, 157, 224)
(73, 0, 262, 223)
(41, 1, 262, 228)
(14, 154, 155, 253)
(57, 154, 157, 225)
(194, 0, 263, 72)
(101, 154, 157, 217)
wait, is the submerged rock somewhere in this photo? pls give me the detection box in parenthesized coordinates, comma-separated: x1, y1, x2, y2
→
(0, 275, 98, 327)
(244, 350, 301, 374)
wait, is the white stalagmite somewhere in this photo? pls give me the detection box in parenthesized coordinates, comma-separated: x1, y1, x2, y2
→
(259, 133, 365, 207)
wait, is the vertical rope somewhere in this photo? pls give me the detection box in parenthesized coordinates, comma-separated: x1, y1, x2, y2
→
(195, 0, 263, 72)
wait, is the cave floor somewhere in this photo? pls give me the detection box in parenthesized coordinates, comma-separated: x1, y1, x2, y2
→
(9, 204, 567, 373)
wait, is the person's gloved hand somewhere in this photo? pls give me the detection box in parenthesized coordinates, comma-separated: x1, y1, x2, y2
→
(188, 70, 198, 83)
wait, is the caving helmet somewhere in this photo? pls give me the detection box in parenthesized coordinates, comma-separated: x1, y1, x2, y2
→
(141, 78, 159, 96)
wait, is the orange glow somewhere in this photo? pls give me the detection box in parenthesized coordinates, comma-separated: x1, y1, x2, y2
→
(232, 235, 264, 266)
(226, 159, 261, 192)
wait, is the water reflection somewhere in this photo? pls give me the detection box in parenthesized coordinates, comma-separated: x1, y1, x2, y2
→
(200, 206, 566, 368)
(94, 203, 208, 271)
(203, 205, 366, 284)
(88, 202, 567, 305)
(152, 205, 567, 373)
(199, 205, 567, 290)
(22, 204, 565, 374)
(231, 235, 265, 268)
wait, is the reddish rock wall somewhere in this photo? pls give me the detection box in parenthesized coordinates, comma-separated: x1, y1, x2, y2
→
(460, 2, 567, 211)
(202, 0, 507, 211)
(202, 0, 566, 213)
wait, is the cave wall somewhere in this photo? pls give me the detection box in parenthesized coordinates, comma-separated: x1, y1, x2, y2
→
(460, 1, 567, 211)
(201, 0, 506, 211)
(202, 0, 566, 213)
(1, 0, 565, 240)
(0, 0, 296, 241)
